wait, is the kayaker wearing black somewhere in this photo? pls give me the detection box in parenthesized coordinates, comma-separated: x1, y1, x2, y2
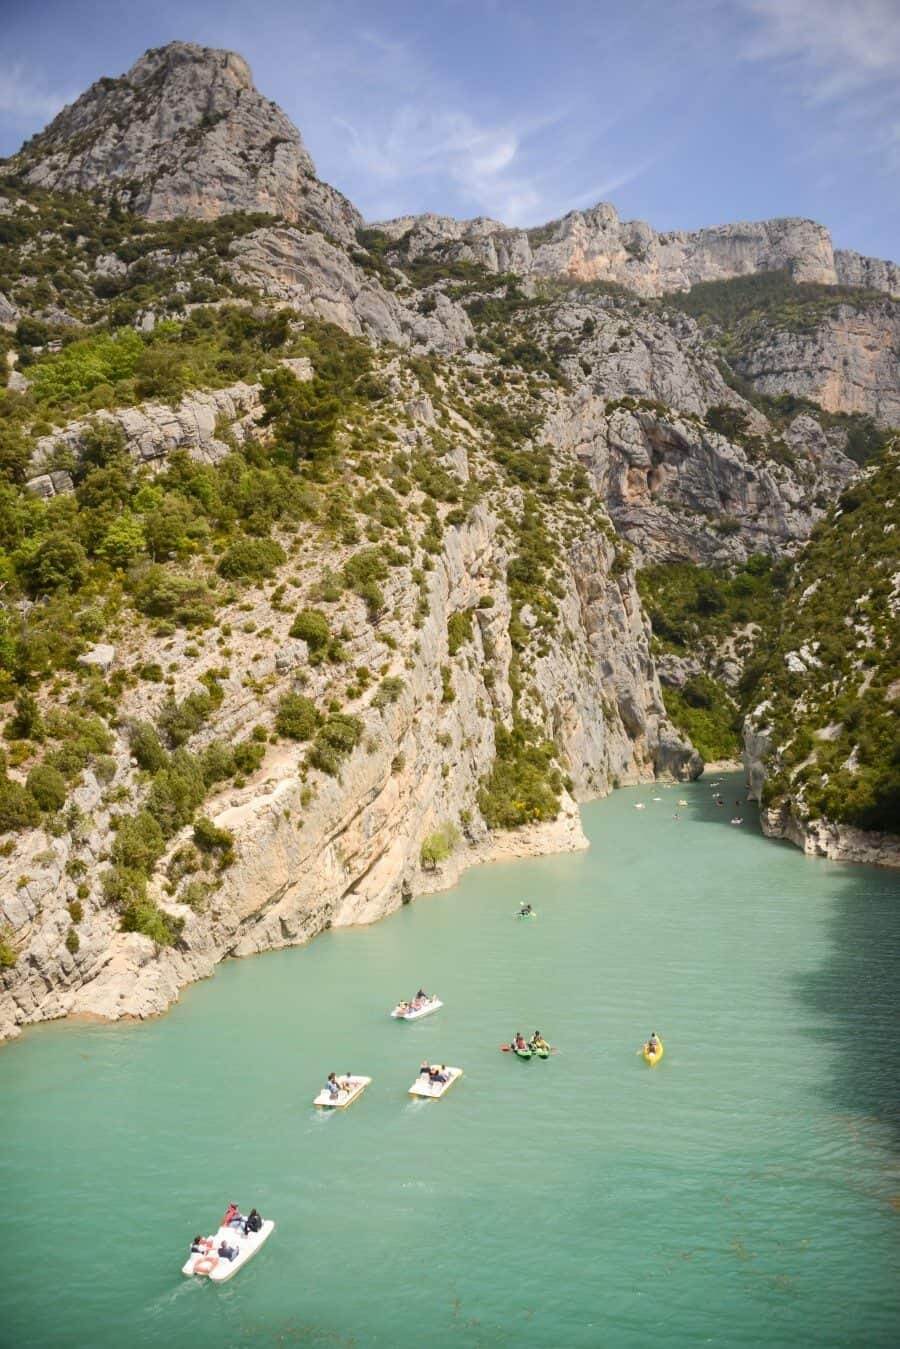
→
(519, 903, 533, 916)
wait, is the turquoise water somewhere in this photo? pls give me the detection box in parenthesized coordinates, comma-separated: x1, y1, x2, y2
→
(3, 774, 899, 1348)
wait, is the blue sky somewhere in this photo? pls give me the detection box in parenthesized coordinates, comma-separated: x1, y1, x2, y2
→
(1, 0, 898, 260)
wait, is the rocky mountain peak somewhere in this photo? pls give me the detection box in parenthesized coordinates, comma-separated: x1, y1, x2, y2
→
(9, 41, 361, 244)
(375, 201, 899, 300)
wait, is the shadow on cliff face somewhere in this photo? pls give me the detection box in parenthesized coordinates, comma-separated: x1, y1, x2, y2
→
(796, 864, 900, 1151)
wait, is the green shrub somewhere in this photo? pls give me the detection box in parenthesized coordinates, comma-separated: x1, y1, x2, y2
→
(308, 713, 363, 775)
(342, 547, 389, 617)
(192, 816, 235, 865)
(447, 609, 473, 655)
(276, 693, 319, 741)
(111, 810, 165, 874)
(0, 926, 17, 968)
(232, 739, 266, 775)
(131, 566, 213, 623)
(157, 689, 215, 747)
(65, 927, 80, 954)
(290, 607, 331, 652)
(372, 676, 405, 709)
(6, 690, 44, 742)
(128, 720, 168, 773)
(217, 537, 286, 581)
(199, 740, 236, 786)
(420, 822, 460, 869)
(120, 897, 183, 946)
(67, 900, 84, 924)
(146, 750, 206, 836)
(0, 777, 41, 832)
(26, 762, 67, 812)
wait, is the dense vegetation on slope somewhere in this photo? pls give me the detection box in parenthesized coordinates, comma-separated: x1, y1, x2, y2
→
(637, 556, 788, 761)
(750, 445, 899, 833)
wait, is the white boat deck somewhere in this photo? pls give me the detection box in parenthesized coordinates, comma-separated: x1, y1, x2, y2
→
(408, 1066, 463, 1099)
(390, 997, 443, 1020)
(313, 1075, 372, 1109)
(182, 1218, 275, 1282)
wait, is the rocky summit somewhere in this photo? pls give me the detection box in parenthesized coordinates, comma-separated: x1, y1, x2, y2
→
(0, 43, 897, 1041)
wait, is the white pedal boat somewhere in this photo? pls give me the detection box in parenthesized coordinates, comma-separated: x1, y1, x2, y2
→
(390, 996, 443, 1021)
(182, 1219, 275, 1282)
(313, 1075, 372, 1109)
(408, 1066, 463, 1099)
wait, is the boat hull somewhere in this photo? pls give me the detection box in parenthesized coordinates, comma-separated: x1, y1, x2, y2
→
(408, 1066, 463, 1099)
(390, 998, 443, 1020)
(313, 1075, 373, 1108)
(182, 1219, 275, 1282)
(643, 1040, 664, 1067)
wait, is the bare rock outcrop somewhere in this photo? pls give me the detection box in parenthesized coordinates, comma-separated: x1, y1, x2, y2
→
(10, 42, 361, 245)
(229, 227, 473, 352)
(377, 203, 899, 300)
(732, 301, 900, 427)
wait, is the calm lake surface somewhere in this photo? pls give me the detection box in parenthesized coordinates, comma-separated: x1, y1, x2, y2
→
(4, 774, 899, 1348)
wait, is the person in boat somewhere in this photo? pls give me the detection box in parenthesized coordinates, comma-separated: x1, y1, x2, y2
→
(518, 903, 533, 916)
(396, 1000, 410, 1014)
(513, 1032, 528, 1051)
(339, 1073, 356, 1092)
(530, 1031, 549, 1051)
(191, 1236, 213, 1255)
(217, 1239, 239, 1262)
(243, 1209, 263, 1235)
(427, 1064, 449, 1084)
(646, 1033, 660, 1054)
(325, 1072, 342, 1099)
(222, 1202, 245, 1230)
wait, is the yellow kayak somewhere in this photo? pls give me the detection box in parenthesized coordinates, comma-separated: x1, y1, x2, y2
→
(643, 1037, 664, 1067)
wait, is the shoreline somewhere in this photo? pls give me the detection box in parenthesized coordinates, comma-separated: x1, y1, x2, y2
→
(0, 793, 591, 1047)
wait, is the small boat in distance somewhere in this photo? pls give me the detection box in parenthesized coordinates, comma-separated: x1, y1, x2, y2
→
(182, 1215, 275, 1283)
(313, 1075, 372, 1109)
(391, 995, 443, 1020)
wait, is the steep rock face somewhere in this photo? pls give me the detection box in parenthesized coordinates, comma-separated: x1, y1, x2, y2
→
(835, 249, 900, 296)
(538, 301, 856, 563)
(547, 394, 854, 564)
(0, 508, 698, 1039)
(733, 302, 900, 427)
(377, 204, 898, 299)
(11, 43, 361, 244)
(228, 227, 473, 352)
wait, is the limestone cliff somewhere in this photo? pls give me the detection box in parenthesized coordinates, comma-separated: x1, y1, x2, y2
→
(8, 42, 361, 244)
(375, 204, 898, 300)
(732, 301, 900, 427)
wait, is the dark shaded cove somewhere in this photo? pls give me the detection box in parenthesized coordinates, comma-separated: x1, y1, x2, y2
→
(797, 864, 900, 1150)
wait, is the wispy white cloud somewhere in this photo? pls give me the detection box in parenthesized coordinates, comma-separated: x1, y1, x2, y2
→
(739, 0, 900, 97)
(736, 0, 900, 178)
(0, 63, 72, 125)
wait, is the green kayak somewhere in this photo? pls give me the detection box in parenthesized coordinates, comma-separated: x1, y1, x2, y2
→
(513, 1045, 533, 1059)
(534, 1045, 550, 1059)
